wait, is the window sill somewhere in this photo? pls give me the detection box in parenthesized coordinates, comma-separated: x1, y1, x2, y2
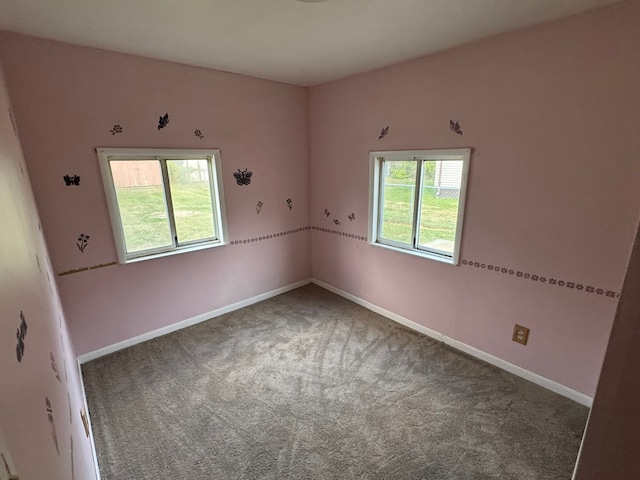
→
(123, 241, 225, 264)
(369, 240, 458, 265)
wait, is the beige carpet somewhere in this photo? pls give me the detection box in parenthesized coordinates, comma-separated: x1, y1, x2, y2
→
(82, 284, 588, 479)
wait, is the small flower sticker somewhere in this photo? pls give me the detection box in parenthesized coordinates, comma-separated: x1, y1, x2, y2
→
(286, 198, 293, 210)
(256, 201, 263, 214)
(109, 124, 123, 135)
(194, 129, 204, 139)
(76, 234, 89, 253)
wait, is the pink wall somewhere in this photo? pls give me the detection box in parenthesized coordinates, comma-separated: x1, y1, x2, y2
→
(574, 217, 640, 478)
(0, 1, 638, 403)
(0, 65, 97, 479)
(308, 1, 640, 396)
(0, 34, 311, 355)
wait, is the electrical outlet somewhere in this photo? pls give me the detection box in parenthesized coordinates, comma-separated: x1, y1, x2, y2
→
(512, 324, 530, 345)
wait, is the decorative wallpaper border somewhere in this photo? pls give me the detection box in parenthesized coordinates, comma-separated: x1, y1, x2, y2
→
(461, 259, 620, 299)
(230, 226, 311, 245)
(58, 262, 117, 277)
(310, 228, 620, 300)
(311, 226, 368, 242)
(54, 231, 619, 301)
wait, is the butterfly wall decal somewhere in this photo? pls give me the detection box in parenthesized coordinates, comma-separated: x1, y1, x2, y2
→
(378, 126, 389, 140)
(324, 208, 331, 217)
(158, 113, 169, 130)
(233, 168, 252, 186)
(16, 310, 28, 363)
(449, 119, 463, 135)
(63, 175, 80, 186)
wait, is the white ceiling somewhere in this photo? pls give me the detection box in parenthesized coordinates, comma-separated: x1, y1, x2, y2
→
(0, 0, 623, 86)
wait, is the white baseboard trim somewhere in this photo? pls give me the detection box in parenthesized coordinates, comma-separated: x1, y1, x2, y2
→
(76, 358, 102, 480)
(77, 278, 312, 364)
(312, 278, 593, 408)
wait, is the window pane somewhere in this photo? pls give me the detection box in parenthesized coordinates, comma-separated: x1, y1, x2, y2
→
(110, 160, 173, 253)
(418, 160, 462, 254)
(167, 159, 216, 243)
(379, 160, 417, 245)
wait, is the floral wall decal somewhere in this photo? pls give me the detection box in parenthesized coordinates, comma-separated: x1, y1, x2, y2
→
(76, 234, 89, 252)
(63, 175, 80, 186)
(233, 168, 252, 186)
(16, 310, 27, 363)
(449, 119, 463, 135)
(157, 113, 169, 130)
(287, 198, 292, 210)
(324, 208, 331, 217)
(45, 397, 60, 454)
(109, 124, 123, 135)
(333, 219, 341, 226)
(378, 126, 389, 140)
(194, 129, 204, 139)
(348, 213, 355, 221)
(50, 352, 61, 382)
(256, 201, 263, 214)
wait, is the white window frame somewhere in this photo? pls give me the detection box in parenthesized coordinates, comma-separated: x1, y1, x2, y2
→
(97, 148, 228, 264)
(368, 148, 471, 265)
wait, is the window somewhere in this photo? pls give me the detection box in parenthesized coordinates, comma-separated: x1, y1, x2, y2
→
(368, 149, 470, 265)
(97, 148, 227, 263)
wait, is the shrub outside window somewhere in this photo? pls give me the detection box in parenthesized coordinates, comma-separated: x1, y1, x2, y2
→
(97, 148, 228, 263)
(368, 149, 471, 265)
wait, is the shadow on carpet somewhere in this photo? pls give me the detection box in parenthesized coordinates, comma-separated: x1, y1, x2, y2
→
(82, 284, 588, 479)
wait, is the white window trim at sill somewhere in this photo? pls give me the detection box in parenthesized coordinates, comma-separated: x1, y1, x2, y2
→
(368, 240, 458, 266)
(124, 241, 226, 264)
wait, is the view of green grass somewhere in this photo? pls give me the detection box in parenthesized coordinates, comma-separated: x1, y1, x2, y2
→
(380, 184, 459, 251)
(115, 182, 215, 253)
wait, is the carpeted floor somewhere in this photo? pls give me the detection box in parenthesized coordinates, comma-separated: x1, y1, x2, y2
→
(82, 284, 588, 479)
